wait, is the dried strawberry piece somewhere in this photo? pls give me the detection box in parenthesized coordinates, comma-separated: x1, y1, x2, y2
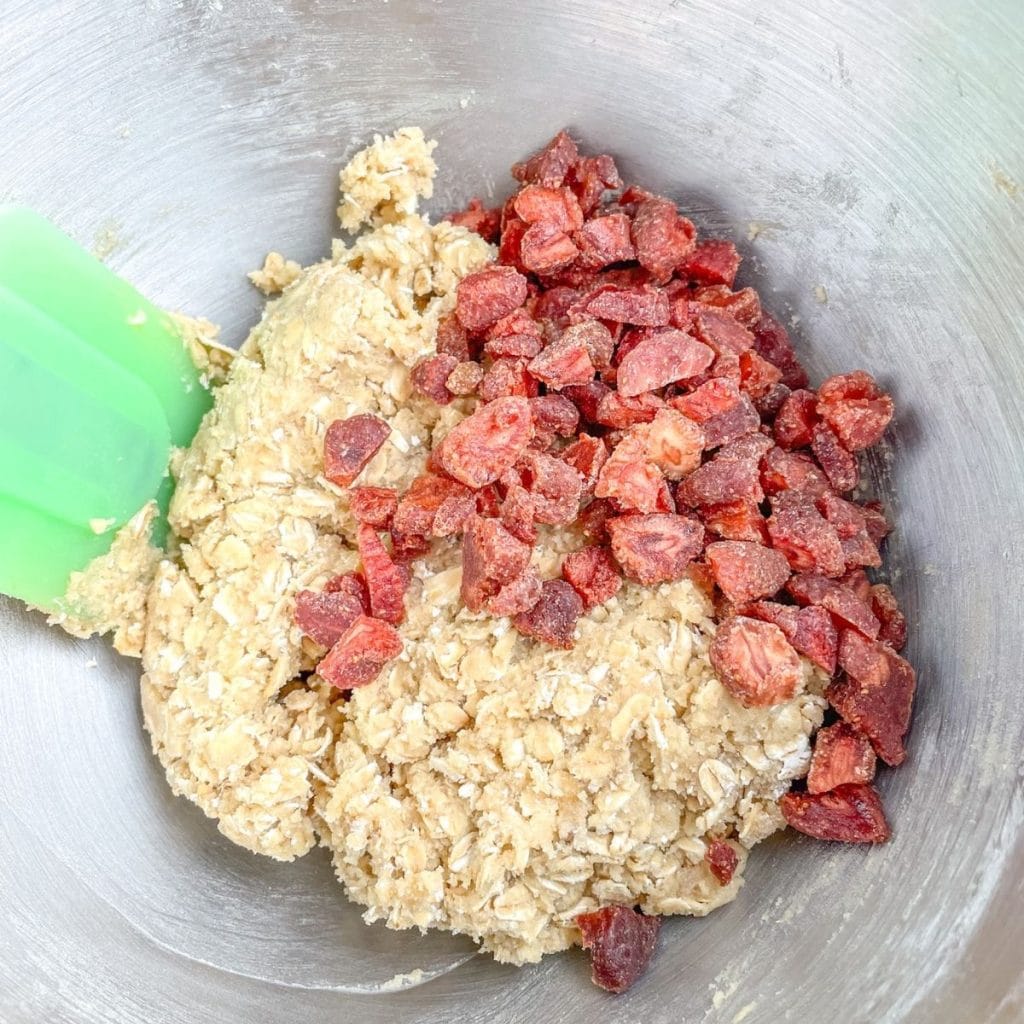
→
(438, 396, 535, 488)
(607, 513, 704, 584)
(817, 371, 894, 451)
(677, 434, 772, 507)
(562, 546, 622, 609)
(773, 389, 820, 449)
(356, 524, 408, 625)
(527, 332, 596, 389)
(739, 599, 799, 636)
(751, 314, 808, 390)
(693, 286, 762, 329)
(479, 358, 538, 401)
(637, 409, 705, 479)
(564, 320, 616, 371)
(323, 571, 369, 603)
(807, 722, 876, 794)
(446, 360, 484, 396)
(681, 240, 740, 287)
(616, 327, 715, 397)
(520, 221, 580, 275)
(572, 284, 670, 326)
(411, 353, 458, 405)
(669, 378, 760, 449)
(860, 501, 891, 545)
(498, 216, 528, 273)
(566, 153, 622, 213)
(513, 184, 584, 231)
(706, 541, 791, 605)
(691, 310, 755, 356)
(455, 266, 529, 334)
(767, 492, 845, 577)
(349, 486, 398, 529)
(484, 332, 542, 360)
(705, 839, 739, 886)
(780, 784, 890, 843)
(513, 579, 584, 648)
(576, 905, 660, 995)
(870, 583, 907, 650)
(594, 390, 665, 428)
(390, 531, 431, 563)
(631, 196, 697, 280)
(840, 567, 873, 603)
(841, 532, 882, 571)
(432, 493, 478, 537)
(294, 586, 364, 648)
(701, 499, 769, 544)
(393, 473, 473, 536)
(579, 497, 615, 541)
(487, 568, 544, 617)
(323, 414, 390, 487)
(816, 492, 868, 539)
(531, 393, 580, 440)
(761, 446, 830, 498)
(518, 449, 584, 525)
(787, 572, 880, 639)
(829, 631, 916, 765)
(512, 130, 579, 188)
(500, 484, 538, 544)
(791, 605, 839, 674)
(563, 380, 613, 424)
(710, 615, 802, 707)
(560, 435, 608, 497)
(753, 382, 791, 420)
(531, 284, 584, 326)
(738, 349, 783, 400)
(317, 614, 402, 690)
(460, 515, 533, 612)
(444, 197, 501, 243)
(595, 438, 665, 515)
(811, 422, 859, 493)
(435, 314, 471, 360)
(574, 212, 636, 269)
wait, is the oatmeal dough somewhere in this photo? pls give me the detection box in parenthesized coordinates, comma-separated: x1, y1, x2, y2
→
(62, 127, 827, 963)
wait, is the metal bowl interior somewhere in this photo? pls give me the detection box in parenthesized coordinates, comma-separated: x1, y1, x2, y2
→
(2, 2, 1022, 1021)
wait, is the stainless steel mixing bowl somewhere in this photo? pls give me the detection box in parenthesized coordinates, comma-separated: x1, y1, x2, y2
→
(2, 2, 1022, 1021)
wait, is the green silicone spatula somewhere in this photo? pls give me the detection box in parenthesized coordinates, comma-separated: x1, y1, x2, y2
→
(0, 206, 213, 610)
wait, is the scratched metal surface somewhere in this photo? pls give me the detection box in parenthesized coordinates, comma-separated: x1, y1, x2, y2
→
(1, 0, 1022, 1021)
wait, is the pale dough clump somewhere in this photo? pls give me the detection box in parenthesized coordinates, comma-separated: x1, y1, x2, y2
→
(60, 127, 827, 964)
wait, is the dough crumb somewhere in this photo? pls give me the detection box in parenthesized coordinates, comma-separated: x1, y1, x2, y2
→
(249, 251, 302, 296)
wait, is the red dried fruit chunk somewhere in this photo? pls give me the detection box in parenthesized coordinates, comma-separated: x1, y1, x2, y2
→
(595, 437, 665, 514)
(677, 434, 772, 507)
(486, 568, 544, 617)
(573, 284, 670, 326)
(811, 422, 859, 493)
(561, 435, 608, 496)
(411, 352, 458, 405)
(817, 371, 894, 451)
(669, 378, 760, 450)
(460, 515, 533, 612)
(761, 446, 830, 498)
(356, 524, 408, 625)
(349, 486, 398, 529)
(500, 484, 538, 544)
(531, 393, 580, 439)
(446, 360, 484, 396)
(294, 587, 364, 648)
(706, 541, 792, 605)
(394, 473, 473, 536)
(710, 615, 802, 708)
(435, 314, 471, 360)
(444, 197, 501, 243)
(317, 614, 402, 690)
(841, 533, 882, 571)
(682, 240, 741, 287)
(751, 314, 808, 390)
(513, 184, 584, 231)
(479, 358, 537, 401)
(527, 332, 596, 389)
(520, 221, 580, 275)
(513, 579, 583, 648)
(790, 562, 876, 628)
(518, 448, 584, 525)
(829, 631, 916, 765)
(595, 389, 665, 429)
(738, 349, 783, 400)
(701, 499, 769, 544)
(563, 381, 612, 424)
(792, 605, 839, 674)
(816, 493, 881, 569)
(512, 130, 579, 188)
(780, 783, 890, 843)
(807, 722, 877, 794)
(694, 286, 762, 329)
(484, 332, 542, 360)
(871, 583, 908, 650)
(562, 546, 622, 609)
(861, 501, 891, 545)
(432, 493, 478, 537)
(739, 599, 799, 635)
(705, 839, 739, 886)
(616, 327, 715, 398)
(438, 395, 534, 487)
(498, 216, 528, 273)
(768, 493, 846, 578)
(576, 905, 661, 995)
(567, 153, 622, 213)
(638, 409, 705, 479)
(574, 212, 636, 269)
(773, 389, 819, 449)
(607, 513, 704, 584)
(455, 266, 529, 333)
(631, 196, 697, 281)
(579, 497, 615, 541)
(390, 531, 431, 563)
(324, 571, 369, 603)
(691, 310, 755, 356)
(753, 382, 791, 420)
(841, 568, 873, 603)
(323, 414, 390, 487)
(566, 320, 616, 371)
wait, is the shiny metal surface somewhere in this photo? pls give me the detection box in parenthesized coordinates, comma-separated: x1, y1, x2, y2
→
(2, 1, 1022, 1021)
